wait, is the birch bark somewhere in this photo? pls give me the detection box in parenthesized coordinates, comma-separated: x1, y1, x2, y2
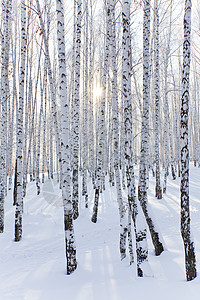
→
(72, 0, 82, 220)
(122, 0, 148, 275)
(82, 0, 89, 208)
(0, 0, 11, 232)
(91, 0, 109, 223)
(15, 0, 26, 241)
(56, 0, 77, 274)
(138, 0, 164, 256)
(180, 0, 196, 281)
(108, 0, 128, 261)
(153, 0, 162, 199)
(36, 0, 62, 189)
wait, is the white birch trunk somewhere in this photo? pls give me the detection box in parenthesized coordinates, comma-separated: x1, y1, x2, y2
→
(15, 0, 26, 241)
(88, 0, 95, 185)
(35, 69, 44, 195)
(0, 0, 11, 232)
(122, 0, 149, 275)
(36, 0, 62, 188)
(180, 0, 196, 281)
(72, 0, 82, 220)
(91, 0, 109, 223)
(42, 61, 48, 183)
(7, 0, 13, 192)
(138, 0, 164, 256)
(82, 0, 89, 208)
(153, 0, 162, 199)
(69, 0, 76, 171)
(22, 5, 32, 197)
(56, 0, 77, 274)
(108, 0, 129, 261)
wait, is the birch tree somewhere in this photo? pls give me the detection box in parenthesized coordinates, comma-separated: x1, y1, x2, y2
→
(91, 0, 109, 224)
(162, 0, 173, 194)
(122, 0, 148, 275)
(138, 0, 164, 256)
(42, 61, 48, 183)
(88, 0, 95, 186)
(35, 0, 62, 189)
(36, 68, 44, 195)
(15, 0, 26, 241)
(0, 0, 12, 232)
(7, 0, 13, 192)
(56, 0, 77, 274)
(180, 0, 196, 281)
(108, 0, 129, 261)
(82, 0, 89, 208)
(22, 2, 32, 197)
(72, 0, 82, 220)
(153, 0, 162, 199)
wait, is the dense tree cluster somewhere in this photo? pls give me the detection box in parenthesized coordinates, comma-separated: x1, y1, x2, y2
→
(0, 0, 199, 281)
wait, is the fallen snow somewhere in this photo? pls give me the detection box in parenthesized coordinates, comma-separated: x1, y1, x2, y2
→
(1, 165, 200, 300)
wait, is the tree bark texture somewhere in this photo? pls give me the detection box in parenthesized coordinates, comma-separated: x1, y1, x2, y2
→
(72, 0, 82, 220)
(180, 0, 197, 282)
(56, 0, 77, 274)
(138, 0, 164, 256)
(15, 0, 26, 242)
(122, 0, 148, 276)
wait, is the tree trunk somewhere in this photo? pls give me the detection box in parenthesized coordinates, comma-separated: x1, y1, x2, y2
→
(15, 0, 26, 242)
(108, 0, 129, 261)
(138, 0, 164, 256)
(72, 0, 82, 220)
(153, 0, 162, 199)
(0, 0, 11, 232)
(180, 0, 196, 282)
(122, 0, 149, 275)
(56, 0, 77, 274)
(82, 0, 89, 208)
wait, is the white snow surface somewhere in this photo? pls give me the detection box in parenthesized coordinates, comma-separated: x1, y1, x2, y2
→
(1, 165, 200, 300)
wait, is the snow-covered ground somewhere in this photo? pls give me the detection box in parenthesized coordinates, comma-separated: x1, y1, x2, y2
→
(1, 165, 200, 300)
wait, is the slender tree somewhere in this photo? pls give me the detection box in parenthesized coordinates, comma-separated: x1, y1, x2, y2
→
(0, 0, 11, 232)
(122, 0, 149, 274)
(0, 0, 12, 232)
(56, 0, 77, 274)
(88, 0, 95, 186)
(7, 0, 13, 192)
(180, 0, 197, 281)
(138, 0, 164, 256)
(82, 0, 89, 208)
(153, 0, 162, 199)
(35, 0, 62, 188)
(108, 0, 129, 261)
(35, 68, 44, 195)
(91, 0, 109, 224)
(15, 0, 27, 241)
(72, 0, 82, 220)
(42, 60, 48, 183)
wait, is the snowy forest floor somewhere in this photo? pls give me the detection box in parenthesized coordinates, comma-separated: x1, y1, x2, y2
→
(1, 165, 200, 300)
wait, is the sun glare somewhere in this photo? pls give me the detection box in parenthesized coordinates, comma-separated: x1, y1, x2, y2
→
(93, 85, 102, 99)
